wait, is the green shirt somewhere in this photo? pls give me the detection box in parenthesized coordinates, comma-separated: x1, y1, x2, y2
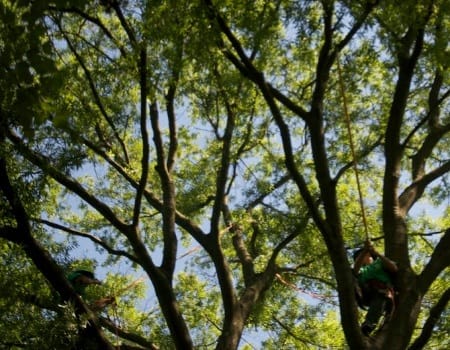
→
(358, 258, 393, 286)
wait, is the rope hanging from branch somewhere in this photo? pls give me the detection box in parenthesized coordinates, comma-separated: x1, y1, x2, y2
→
(336, 58, 370, 242)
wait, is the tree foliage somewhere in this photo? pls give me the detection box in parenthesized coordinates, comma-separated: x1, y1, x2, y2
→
(1, 0, 449, 349)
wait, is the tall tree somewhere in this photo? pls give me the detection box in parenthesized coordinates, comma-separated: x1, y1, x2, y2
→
(1, 0, 449, 349)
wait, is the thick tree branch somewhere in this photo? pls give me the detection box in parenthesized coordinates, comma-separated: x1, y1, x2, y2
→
(147, 103, 193, 349)
(399, 160, 450, 214)
(408, 70, 450, 180)
(208, 105, 239, 336)
(428, 70, 445, 130)
(231, 223, 254, 286)
(211, 92, 235, 238)
(408, 287, 450, 350)
(310, 1, 334, 115)
(166, 84, 178, 173)
(165, 37, 182, 173)
(0, 226, 21, 244)
(418, 228, 450, 295)
(383, 12, 430, 268)
(0, 159, 30, 232)
(307, 3, 370, 348)
(133, 48, 150, 227)
(385, 27, 427, 186)
(149, 102, 178, 277)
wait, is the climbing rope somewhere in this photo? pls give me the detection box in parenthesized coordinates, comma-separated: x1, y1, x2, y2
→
(336, 58, 370, 242)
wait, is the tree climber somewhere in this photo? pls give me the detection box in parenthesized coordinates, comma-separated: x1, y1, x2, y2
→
(67, 269, 115, 310)
(66, 270, 116, 349)
(353, 241, 398, 336)
(67, 269, 101, 296)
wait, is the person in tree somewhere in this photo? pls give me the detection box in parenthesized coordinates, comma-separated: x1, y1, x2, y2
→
(65, 269, 114, 349)
(353, 241, 398, 336)
(67, 269, 115, 310)
(67, 269, 101, 296)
